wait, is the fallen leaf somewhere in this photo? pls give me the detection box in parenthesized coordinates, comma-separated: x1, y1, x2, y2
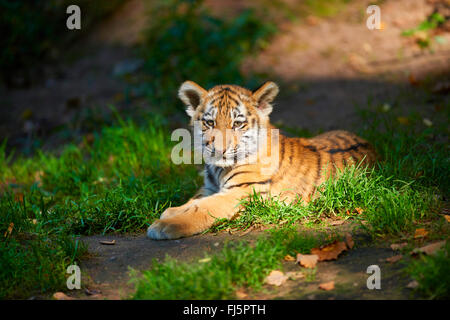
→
(265, 270, 288, 286)
(85, 133, 95, 145)
(296, 253, 319, 269)
(412, 241, 445, 256)
(235, 289, 248, 299)
(198, 257, 211, 263)
(283, 254, 296, 262)
(311, 241, 348, 261)
(85, 288, 101, 296)
(414, 228, 428, 239)
(355, 208, 364, 215)
(319, 281, 335, 291)
(390, 242, 407, 250)
(444, 215, 450, 223)
(4, 222, 14, 237)
(285, 271, 304, 280)
(397, 117, 410, 125)
(345, 233, 354, 249)
(306, 15, 320, 26)
(408, 73, 419, 86)
(386, 255, 403, 263)
(15, 193, 24, 203)
(406, 280, 419, 289)
(34, 170, 44, 184)
(53, 292, 74, 300)
(99, 240, 116, 245)
(348, 53, 370, 73)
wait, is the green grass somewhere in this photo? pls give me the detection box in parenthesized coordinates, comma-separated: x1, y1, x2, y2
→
(401, 12, 446, 48)
(407, 242, 450, 299)
(131, 228, 333, 300)
(0, 117, 200, 298)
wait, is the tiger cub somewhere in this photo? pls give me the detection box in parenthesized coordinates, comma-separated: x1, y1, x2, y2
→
(147, 81, 376, 240)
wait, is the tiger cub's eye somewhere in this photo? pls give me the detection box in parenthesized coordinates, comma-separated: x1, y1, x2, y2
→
(233, 120, 244, 129)
(204, 120, 214, 127)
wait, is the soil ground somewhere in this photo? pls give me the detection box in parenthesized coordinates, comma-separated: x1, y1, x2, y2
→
(2, 0, 448, 299)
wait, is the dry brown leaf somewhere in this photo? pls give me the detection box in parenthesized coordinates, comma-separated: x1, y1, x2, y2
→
(85, 288, 101, 296)
(15, 193, 24, 203)
(53, 292, 74, 300)
(412, 241, 445, 256)
(4, 222, 14, 237)
(283, 254, 296, 262)
(397, 117, 410, 125)
(296, 254, 319, 269)
(408, 73, 419, 86)
(390, 242, 408, 251)
(235, 289, 248, 299)
(330, 220, 345, 226)
(386, 255, 403, 263)
(319, 281, 335, 291)
(355, 208, 364, 215)
(265, 270, 288, 286)
(311, 241, 348, 261)
(99, 240, 116, 245)
(444, 215, 450, 223)
(414, 228, 428, 239)
(345, 233, 354, 249)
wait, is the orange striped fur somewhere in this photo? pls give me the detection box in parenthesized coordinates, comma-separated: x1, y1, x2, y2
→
(147, 81, 376, 240)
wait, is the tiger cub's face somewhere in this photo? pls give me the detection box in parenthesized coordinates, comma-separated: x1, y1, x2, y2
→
(178, 81, 279, 167)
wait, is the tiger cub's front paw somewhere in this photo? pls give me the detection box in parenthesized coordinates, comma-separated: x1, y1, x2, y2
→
(147, 219, 187, 240)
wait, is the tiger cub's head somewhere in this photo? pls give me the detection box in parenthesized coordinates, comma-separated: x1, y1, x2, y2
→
(178, 80, 279, 167)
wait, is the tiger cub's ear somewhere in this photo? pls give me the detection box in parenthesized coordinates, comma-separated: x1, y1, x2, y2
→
(178, 81, 207, 117)
(252, 81, 279, 116)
